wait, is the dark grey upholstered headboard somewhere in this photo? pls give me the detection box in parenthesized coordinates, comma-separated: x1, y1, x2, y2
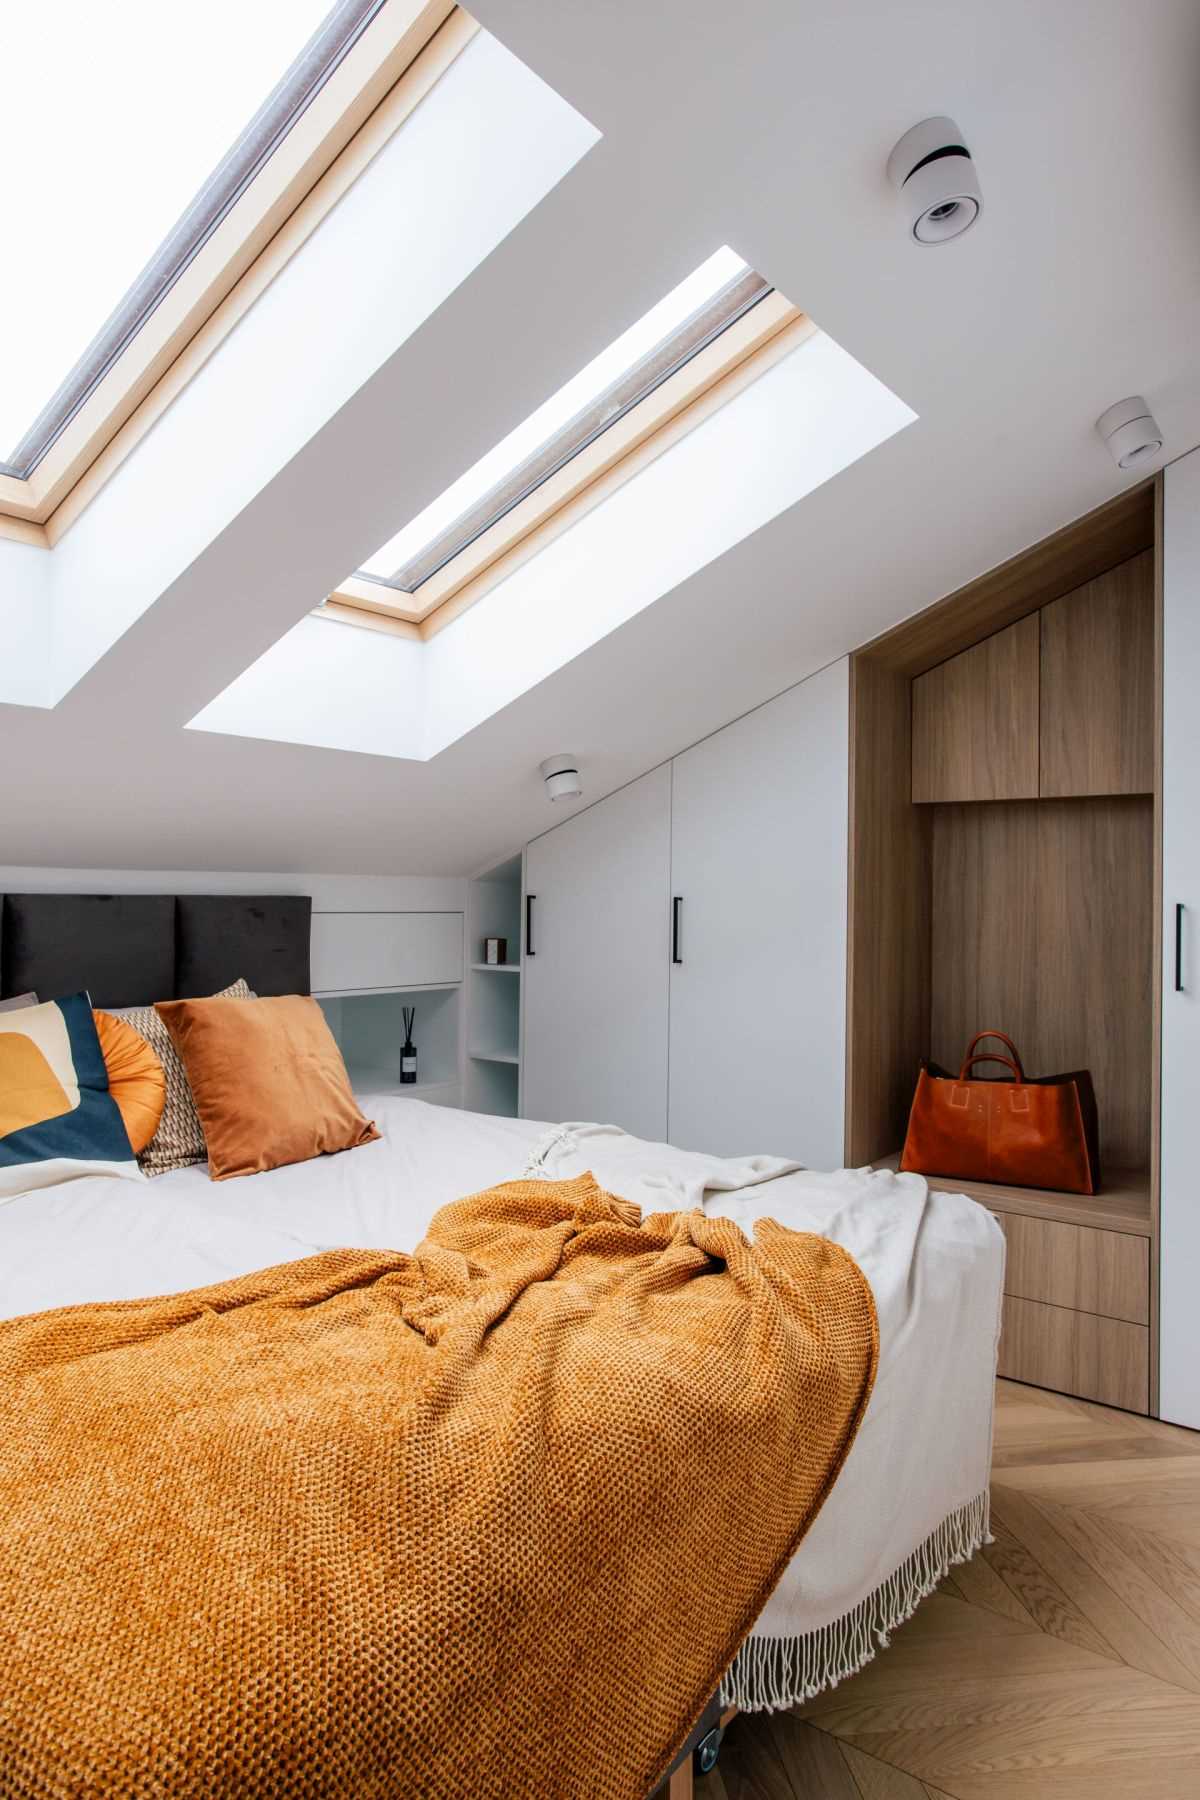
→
(0, 895, 311, 1009)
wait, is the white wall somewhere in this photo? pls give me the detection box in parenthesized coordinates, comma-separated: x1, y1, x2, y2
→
(0, 538, 52, 708)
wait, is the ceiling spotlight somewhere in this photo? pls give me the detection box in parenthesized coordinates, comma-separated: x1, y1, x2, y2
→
(1095, 396, 1164, 472)
(540, 754, 582, 803)
(887, 116, 982, 245)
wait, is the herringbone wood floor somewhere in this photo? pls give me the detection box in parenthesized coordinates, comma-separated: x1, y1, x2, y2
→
(697, 1379, 1200, 1798)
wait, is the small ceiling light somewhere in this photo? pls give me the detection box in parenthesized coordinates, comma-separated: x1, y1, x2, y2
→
(887, 116, 982, 245)
(540, 754, 582, 803)
(1095, 396, 1164, 472)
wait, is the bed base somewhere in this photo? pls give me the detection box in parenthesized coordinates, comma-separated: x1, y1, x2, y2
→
(657, 1702, 737, 1797)
(667, 1759, 693, 1800)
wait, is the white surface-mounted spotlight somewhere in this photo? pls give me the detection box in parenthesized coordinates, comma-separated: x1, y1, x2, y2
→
(887, 116, 982, 245)
(540, 754, 582, 803)
(1095, 396, 1164, 472)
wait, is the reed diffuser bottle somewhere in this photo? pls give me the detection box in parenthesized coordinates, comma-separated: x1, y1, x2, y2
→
(400, 1006, 417, 1086)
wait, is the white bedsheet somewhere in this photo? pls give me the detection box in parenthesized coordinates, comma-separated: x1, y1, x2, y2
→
(530, 1121, 1004, 1704)
(0, 1097, 1004, 1710)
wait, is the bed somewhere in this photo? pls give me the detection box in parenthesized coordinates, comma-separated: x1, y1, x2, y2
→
(0, 891, 1005, 1794)
(0, 1094, 1003, 1709)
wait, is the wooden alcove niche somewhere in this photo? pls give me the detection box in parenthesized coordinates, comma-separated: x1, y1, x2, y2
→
(845, 478, 1161, 1400)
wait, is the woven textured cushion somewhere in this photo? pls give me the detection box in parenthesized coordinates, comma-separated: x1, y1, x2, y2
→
(118, 978, 254, 1177)
(0, 993, 139, 1200)
(93, 1012, 166, 1156)
(154, 993, 378, 1181)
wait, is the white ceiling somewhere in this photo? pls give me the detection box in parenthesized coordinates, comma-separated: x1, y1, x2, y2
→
(2, 0, 1199, 875)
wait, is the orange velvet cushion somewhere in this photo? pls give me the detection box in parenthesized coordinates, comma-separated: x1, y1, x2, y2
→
(153, 994, 379, 1181)
(93, 1010, 166, 1154)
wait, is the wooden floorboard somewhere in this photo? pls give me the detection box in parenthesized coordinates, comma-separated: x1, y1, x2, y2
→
(694, 1379, 1200, 1800)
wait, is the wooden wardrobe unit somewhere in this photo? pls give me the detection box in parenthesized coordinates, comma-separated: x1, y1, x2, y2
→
(846, 482, 1161, 1415)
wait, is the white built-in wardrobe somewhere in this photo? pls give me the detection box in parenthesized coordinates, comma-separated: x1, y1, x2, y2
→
(521, 658, 848, 1166)
(1161, 448, 1200, 1432)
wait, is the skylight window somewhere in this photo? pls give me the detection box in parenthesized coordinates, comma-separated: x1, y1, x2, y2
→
(358, 246, 772, 591)
(198, 311, 917, 760)
(0, 0, 381, 479)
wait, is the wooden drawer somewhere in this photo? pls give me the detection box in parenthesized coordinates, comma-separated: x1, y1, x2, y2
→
(991, 1209, 1149, 1324)
(997, 1294, 1149, 1414)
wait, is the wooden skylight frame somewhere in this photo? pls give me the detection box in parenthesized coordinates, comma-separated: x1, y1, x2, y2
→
(319, 294, 815, 643)
(0, 1, 473, 551)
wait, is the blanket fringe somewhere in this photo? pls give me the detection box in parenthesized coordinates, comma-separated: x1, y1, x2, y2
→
(722, 1490, 992, 1713)
(522, 1126, 578, 1179)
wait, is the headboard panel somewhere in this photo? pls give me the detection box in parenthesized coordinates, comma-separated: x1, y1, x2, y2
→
(0, 894, 311, 1008)
(175, 896, 310, 999)
(0, 896, 174, 1009)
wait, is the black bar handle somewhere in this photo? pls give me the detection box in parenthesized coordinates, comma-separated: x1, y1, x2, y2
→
(671, 896, 683, 965)
(1176, 901, 1184, 993)
(526, 893, 536, 957)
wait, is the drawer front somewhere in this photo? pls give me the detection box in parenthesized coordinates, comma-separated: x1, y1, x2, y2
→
(991, 1209, 1149, 1324)
(998, 1294, 1149, 1413)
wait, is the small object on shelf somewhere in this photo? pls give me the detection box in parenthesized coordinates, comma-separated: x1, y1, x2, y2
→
(483, 937, 507, 965)
(400, 1006, 417, 1086)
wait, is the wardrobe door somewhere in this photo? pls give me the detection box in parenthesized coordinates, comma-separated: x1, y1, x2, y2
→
(667, 658, 849, 1164)
(521, 766, 671, 1138)
(1161, 453, 1200, 1430)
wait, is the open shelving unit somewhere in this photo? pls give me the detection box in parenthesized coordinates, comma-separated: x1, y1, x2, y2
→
(464, 854, 524, 1116)
(317, 984, 462, 1106)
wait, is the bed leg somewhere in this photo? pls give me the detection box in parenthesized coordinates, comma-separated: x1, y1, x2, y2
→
(667, 1758, 694, 1800)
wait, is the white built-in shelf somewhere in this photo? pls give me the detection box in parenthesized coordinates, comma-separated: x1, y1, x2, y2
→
(349, 1072, 462, 1106)
(314, 980, 461, 1000)
(466, 851, 523, 1118)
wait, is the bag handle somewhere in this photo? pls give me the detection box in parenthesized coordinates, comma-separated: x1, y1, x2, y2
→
(960, 1030, 1025, 1082)
(958, 1052, 1022, 1083)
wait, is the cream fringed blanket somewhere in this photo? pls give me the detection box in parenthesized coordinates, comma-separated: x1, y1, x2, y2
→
(0, 1175, 877, 1800)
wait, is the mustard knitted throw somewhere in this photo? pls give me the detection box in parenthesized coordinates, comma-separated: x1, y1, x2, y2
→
(0, 1175, 877, 1799)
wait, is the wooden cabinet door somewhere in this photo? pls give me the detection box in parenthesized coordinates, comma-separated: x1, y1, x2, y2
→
(911, 615, 1040, 803)
(666, 658, 849, 1165)
(521, 767, 671, 1139)
(1039, 553, 1154, 797)
(1161, 452, 1200, 1430)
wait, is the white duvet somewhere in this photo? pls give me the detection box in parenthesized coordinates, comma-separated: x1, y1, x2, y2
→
(0, 1097, 1004, 1711)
